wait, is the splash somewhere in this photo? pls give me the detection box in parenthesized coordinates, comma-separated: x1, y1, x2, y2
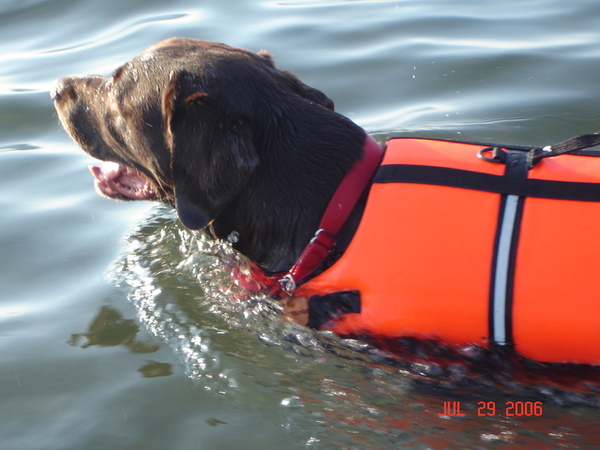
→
(107, 206, 600, 408)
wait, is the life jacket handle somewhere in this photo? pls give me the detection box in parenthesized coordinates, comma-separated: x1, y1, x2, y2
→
(478, 132, 600, 169)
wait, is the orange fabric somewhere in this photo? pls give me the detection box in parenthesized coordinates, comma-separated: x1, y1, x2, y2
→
(296, 138, 600, 365)
(513, 155, 600, 364)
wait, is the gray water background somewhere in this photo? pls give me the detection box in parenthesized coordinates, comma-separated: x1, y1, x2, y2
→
(2, 0, 600, 448)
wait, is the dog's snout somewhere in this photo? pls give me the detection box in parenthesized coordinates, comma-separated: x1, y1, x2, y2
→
(50, 75, 104, 103)
(50, 76, 74, 102)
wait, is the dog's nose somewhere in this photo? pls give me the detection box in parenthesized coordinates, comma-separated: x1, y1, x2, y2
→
(50, 76, 73, 102)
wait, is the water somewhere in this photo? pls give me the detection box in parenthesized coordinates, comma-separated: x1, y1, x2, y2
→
(2, 0, 600, 448)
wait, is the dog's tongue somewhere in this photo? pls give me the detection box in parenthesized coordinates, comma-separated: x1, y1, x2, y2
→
(89, 162, 157, 200)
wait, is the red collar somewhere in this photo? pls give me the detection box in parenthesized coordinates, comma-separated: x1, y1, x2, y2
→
(278, 134, 385, 295)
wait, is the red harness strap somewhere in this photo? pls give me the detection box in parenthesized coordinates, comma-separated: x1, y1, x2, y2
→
(278, 134, 385, 295)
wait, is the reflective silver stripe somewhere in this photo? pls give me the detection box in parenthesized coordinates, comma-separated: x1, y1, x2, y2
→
(492, 194, 520, 346)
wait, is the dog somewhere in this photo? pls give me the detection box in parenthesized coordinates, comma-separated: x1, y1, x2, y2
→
(52, 37, 600, 366)
(52, 38, 366, 274)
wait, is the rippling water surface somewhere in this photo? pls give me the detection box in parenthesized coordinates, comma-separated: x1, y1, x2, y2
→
(2, 1, 600, 448)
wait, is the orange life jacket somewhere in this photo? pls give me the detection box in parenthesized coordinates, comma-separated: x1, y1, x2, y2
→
(296, 137, 600, 365)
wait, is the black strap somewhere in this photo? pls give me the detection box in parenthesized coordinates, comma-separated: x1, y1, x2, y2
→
(504, 149, 530, 179)
(374, 165, 600, 202)
(529, 133, 600, 166)
(488, 150, 528, 350)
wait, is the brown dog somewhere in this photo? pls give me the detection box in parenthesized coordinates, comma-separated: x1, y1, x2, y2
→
(53, 38, 600, 366)
(52, 37, 368, 275)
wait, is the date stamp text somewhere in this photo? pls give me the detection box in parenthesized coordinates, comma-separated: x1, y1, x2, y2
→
(438, 401, 543, 417)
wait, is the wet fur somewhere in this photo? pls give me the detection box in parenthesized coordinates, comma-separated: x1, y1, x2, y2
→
(52, 38, 367, 272)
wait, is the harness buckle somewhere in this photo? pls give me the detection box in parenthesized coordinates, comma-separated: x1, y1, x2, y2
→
(279, 273, 297, 296)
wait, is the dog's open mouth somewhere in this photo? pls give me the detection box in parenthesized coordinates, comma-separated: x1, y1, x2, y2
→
(89, 162, 158, 201)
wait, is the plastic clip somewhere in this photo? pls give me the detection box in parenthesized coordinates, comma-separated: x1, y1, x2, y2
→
(279, 273, 297, 296)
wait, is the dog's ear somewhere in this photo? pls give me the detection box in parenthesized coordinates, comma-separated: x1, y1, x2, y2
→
(280, 70, 335, 111)
(162, 71, 259, 230)
(257, 50, 335, 111)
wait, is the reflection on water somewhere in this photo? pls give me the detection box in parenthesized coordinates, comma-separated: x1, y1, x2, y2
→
(138, 360, 174, 378)
(69, 304, 175, 377)
(69, 305, 160, 353)
(100, 205, 600, 446)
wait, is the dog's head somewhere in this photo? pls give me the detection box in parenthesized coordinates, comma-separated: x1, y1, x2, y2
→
(52, 37, 335, 230)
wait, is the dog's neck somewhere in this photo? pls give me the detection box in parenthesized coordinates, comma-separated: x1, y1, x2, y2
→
(210, 115, 369, 273)
(278, 134, 384, 292)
